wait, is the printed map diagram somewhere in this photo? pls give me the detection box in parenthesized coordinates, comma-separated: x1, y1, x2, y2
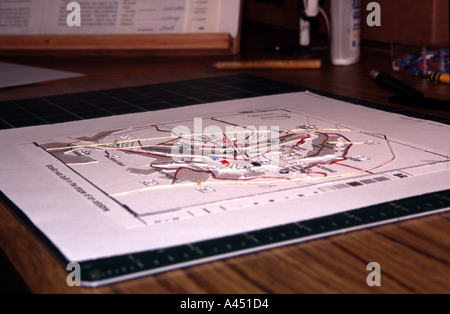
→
(39, 108, 449, 227)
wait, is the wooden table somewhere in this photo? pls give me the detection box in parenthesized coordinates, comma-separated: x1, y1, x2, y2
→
(1, 26, 449, 294)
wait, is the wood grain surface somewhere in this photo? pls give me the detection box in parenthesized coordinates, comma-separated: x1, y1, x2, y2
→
(0, 33, 238, 54)
(0, 25, 449, 294)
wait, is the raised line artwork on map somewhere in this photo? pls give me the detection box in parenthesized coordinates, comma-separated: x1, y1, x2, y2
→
(37, 107, 448, 227)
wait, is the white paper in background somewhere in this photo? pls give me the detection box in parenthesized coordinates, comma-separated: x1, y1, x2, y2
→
(0, 92, 449, 263)
(0, 62, 83, 89)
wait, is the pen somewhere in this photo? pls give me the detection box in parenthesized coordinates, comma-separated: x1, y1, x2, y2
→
(369, 69, 449, 111)
(369, 70, 424, 98)
(209, 59, 322, 70)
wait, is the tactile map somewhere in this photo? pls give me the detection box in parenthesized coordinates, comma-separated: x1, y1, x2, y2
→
(38, 107, 439, 227)
(1, 75, 449, 287)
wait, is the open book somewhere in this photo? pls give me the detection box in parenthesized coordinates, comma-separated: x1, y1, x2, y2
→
(0, 0, 241, 37)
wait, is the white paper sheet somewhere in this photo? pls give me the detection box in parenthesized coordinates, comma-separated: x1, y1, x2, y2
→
(1, 92, 449, 264)
(0, 61, 83, 89)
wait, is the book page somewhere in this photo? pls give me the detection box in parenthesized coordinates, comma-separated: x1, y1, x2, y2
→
(133, 0, 186, 33)
(0, 0, 242, 36)
(218, 0, 241, 38)
(184, 0, 220, 33)
(41, 0, 120, 34)
(0, 0, 46, 34)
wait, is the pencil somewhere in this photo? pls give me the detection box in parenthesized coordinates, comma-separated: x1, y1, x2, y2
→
(209, 59, 322, 70)
(428, 72, 449, 84)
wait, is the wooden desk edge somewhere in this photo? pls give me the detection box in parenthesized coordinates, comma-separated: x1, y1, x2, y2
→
(0, 33, 240, 54)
